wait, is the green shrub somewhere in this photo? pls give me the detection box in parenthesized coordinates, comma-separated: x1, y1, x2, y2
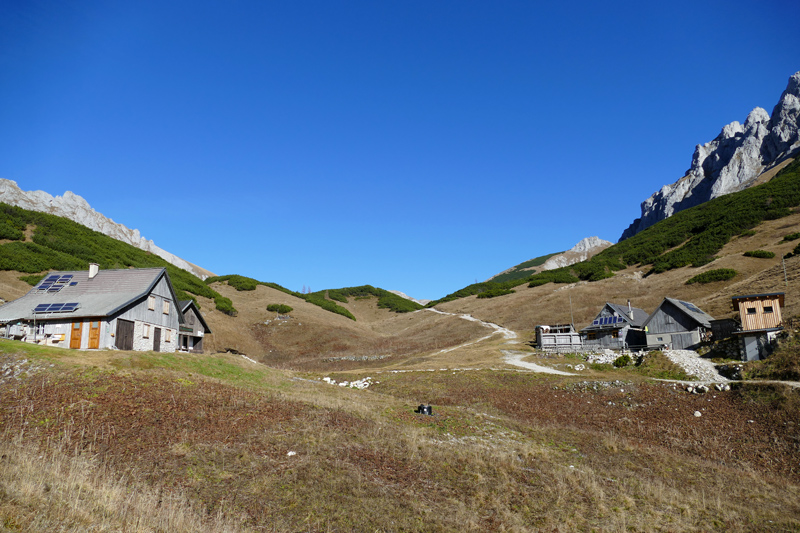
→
(781, 232, 800, 242)
(613, 354, 632, 368)
(326, 290, 348, 303)
(740, 229, 757, 237)
(785, 242, 800, 259)
(19, 274, 45, 286)
(476, 287, 515, 299)
(267, 304, 293, 314)
(685, 268, 737, 285)
(743, 250, 775, 259)
(632, 351, 690, 380)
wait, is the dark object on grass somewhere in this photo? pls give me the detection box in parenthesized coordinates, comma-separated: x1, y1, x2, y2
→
(416, 404, 433, 416)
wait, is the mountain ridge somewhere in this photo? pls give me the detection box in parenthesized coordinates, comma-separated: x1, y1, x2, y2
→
(621, 71, 800, 241)
(0, 179, 215, 280)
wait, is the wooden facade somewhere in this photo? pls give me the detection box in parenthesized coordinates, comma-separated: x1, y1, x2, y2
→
(732, 293, 784, 332)
(178, 300, 211, 353)
(642, 298, 714, 350)
(536, 324, 582, 352)
(731, 293, 785, 361)
(580, 302, 647, 350)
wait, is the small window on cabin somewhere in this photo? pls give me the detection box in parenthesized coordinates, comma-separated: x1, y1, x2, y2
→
(657, 337, 664, 342)
(148, 296, 155, 311)
(165, 329, 172, 342)
(747, 307, 757, 315)
(163, 300, 170, 315)
(143, 324, 150, 338)
(587, 332, 597, 340)
(764, 306, 774, 313)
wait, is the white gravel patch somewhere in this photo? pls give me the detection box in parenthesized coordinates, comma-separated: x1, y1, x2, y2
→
(662, 349, 728, 382)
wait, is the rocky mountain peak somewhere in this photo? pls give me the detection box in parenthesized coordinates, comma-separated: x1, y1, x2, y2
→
(621, 71, 800, 241)
(540, 236, 612, 271)
(0, 179, 215, 280)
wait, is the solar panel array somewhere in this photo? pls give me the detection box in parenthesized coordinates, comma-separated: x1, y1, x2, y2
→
(37, 275, 74, 293)
(678, 300, 702, 314)
(592, 316, 625, 326)
(33, 302, 80, 313)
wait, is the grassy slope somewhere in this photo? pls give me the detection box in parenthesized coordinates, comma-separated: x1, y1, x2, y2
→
(1, 340, 798, 532)
(435, 157, 800, 305)
(488, 251, 563, 283)
(0, 203, 236, 315)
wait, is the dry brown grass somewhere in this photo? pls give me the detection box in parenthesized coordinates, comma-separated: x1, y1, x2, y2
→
(1, 340, 798, 532)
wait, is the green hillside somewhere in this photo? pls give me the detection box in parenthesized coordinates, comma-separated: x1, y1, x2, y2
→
(0, 203, 237, 315)
(432, 157, 800, 305)
(206, 275, 423, 321)
(488, 251, 563, 284)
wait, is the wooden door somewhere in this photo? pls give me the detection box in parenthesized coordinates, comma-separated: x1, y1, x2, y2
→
(115, 319, 134, 351)
(88, 320, 101, 349)
(70, 322, 83, 349)
(153, 327, 161, 352)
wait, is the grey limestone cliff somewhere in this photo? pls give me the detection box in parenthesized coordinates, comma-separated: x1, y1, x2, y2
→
(620, 71, 800, 241)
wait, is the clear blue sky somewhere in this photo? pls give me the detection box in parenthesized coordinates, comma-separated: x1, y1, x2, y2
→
(1, 1, 798, 300)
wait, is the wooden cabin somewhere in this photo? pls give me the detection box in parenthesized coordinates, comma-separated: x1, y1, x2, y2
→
(642, 298, 714, 350)
(0, 265, 184, 352)
(731, 292, 785, 360)
(535, 323, 582, 352)
(580, 302, 647, 350)
(178, 299, 212, 353)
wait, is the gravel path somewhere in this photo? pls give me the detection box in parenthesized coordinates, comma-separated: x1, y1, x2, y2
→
(424, 308, 518, 354)
(662, 349, 728, 382)
(501, 350, 576, 375)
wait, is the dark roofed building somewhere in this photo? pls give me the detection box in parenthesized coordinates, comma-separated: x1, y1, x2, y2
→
(580, 301, 647, 350)
(178, 299, 211, 353)
(0, 265, 183, 352)
(642, 298, 714, 350)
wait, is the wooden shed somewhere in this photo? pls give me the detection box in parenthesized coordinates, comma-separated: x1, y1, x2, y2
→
(535, 323, 582, 353)
(731, 292, 785, 361)
(642, 298, 714, 350)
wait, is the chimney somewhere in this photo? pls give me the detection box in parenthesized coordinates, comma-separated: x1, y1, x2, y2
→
(89, 263, 99, 279)
(628, 299, 633, 319)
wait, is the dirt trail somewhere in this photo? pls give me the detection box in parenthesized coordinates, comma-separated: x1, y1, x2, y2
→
(500, 350, 575, 375)
(424, 308, 517, 354)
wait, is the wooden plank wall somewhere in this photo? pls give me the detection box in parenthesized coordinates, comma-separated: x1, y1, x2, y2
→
(737, 297, 783, 331)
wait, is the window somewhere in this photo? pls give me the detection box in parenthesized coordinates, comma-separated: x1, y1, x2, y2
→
(657, 337, 664, 342)
(148, 296, 155, 311)
(764, 306, 774, 313)
(165, 329, 172, 342)
(163, 300, 170, 315)
(747, 307, 757, 315)
(143, 324, 150, 338)
(587, 332, 597, 340)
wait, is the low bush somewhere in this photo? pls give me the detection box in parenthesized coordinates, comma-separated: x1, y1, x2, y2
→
(686, 268, 737, 285)
(781, 232, 800, 242)
(267, 304, 293, 314)
(743, 250, 775, 259)
(476, 287, 515, 299)
(613, 354, 631, 368)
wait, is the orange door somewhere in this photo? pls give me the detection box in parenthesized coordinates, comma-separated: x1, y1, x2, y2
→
(88, 321, 101, 349)
(70, 322, 83, 349)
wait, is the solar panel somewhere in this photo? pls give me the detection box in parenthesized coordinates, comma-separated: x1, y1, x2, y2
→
(47, 286, 62, 292)
(38, 283, 53, 290)
(58, 275, 73, 282)
(69, 282, 78, 286)
(34, 304, 50, 312)
(61, 303, 79, 312)
(48, 303, 65, 312)
(45, 275, 60, 282)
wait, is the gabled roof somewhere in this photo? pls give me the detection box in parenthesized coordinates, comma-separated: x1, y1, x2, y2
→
(0, 267, 180, 323)
(643, 297, 714, 329)
(581, 302, 648, 332)
(178, 300, 212, 334)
